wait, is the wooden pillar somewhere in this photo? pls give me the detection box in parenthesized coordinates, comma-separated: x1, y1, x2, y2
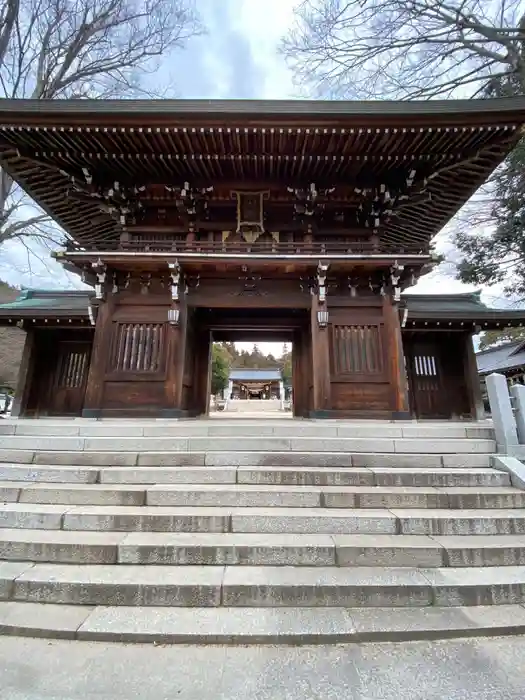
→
(162, 308, 184, 417)
(193, 326, 211, 416)
(463, 332, 485, 421)
(82, 298, 113, 417)
(403, 333, 417, 418)
(310, 296, 331, 415)
(10, 328, 36, 418)
(292, 328, 306, 417)
(383, 297, 410, 419)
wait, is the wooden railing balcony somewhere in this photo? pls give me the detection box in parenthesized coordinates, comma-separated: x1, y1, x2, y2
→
(118, 238, 422, 256)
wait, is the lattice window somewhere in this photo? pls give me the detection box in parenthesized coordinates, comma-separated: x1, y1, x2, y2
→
(333, 324, 383, 375)
(56, 349, 89, 388)
(414, 355, 438, 377)
(110, 323, 164, 373)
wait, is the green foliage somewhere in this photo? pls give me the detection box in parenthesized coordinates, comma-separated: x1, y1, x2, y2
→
(478, 327, 525, 352)
(210, 344, 231, 397)
(229, 343, 281, 370)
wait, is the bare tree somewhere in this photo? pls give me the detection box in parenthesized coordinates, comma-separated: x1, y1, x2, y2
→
(282, 1, 525, 298)
(0, 0, 202, 267)
(282, 0, 525, 100)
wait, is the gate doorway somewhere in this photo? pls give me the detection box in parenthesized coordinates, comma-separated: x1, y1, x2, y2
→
(180, 307, 312, 417)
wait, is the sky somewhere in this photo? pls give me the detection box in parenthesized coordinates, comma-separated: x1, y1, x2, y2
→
(0, 0, 504, 356)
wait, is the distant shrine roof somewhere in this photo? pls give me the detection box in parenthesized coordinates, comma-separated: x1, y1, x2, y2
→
(0, 97, 524, 255)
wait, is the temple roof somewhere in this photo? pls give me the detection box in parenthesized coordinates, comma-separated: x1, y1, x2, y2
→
(476, 340, 525, 375)
(0, 97, 524, 255)
(229, 369, 282, 381)
(0, 289, 92, 318)
(402, 291, 525, 329)
(1, 97, 524, 117)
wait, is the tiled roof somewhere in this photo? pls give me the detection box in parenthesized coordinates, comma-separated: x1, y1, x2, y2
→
(229, 369, 282, 381)
(403, 291, 525, 324)
(476, 341, 525, 375)
(0, 289, 92, 316)
(2, 97, 525, 117)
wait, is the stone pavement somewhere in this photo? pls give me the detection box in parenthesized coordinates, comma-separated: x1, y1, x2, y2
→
(1, 635, 525, 699)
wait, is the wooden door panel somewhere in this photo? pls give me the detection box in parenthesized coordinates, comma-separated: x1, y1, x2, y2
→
(408, 343, 449, 418)
(49, 341, 91, 416)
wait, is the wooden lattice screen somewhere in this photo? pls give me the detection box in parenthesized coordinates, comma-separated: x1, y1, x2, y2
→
(332, 324, 384, 376)
(49, 340, 92, 416)
(109, 323, 164, 373)
(55, 347, 90, 388)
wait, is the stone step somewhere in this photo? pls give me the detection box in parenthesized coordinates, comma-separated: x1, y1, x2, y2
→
(4, 562, 525, 607)
(0, 450, 495, 469)
(236, 467, 510, 488)
(0, 435, 497, 454)
(3, 530, 525, 567)
(0, 463, 509, 487)
(4, 504, 525, 535)
(0, 420, 494, 440)
(1, 483, 524, 508)
(1, 601, 524, 644)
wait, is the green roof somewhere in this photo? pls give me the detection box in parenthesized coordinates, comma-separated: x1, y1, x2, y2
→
(0, 289, 92, 316)
(403, 291, 525, 321)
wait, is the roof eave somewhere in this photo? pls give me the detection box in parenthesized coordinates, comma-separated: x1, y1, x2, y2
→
(1, 97, 525, 127)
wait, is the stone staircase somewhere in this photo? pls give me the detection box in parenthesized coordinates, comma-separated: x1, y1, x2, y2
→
(2, 418, 525, 644)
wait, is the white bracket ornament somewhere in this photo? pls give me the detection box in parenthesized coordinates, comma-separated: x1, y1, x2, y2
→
(168, 262, 181, 302)
(91, 259, 107, 300)
(390, 261, 404, 303)
(317, 262, 330, 304)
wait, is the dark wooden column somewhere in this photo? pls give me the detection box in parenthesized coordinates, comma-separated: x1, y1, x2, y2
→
(383, 296, 410, 419)
(310, 296, 331, 415)
(82, 298, 113, 418)
(463, 332, 485, 420)
(192, 326, 211, 416)
(162, 300, 186, 417)
(292, 326, 309, 417)
(10, 328, 36, 418)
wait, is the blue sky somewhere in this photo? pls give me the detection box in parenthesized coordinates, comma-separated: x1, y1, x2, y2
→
(0, 0, 489, 353)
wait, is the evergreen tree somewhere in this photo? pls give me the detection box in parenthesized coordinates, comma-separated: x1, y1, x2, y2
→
(478, 327, 525, 352)
(210, 344, 231, 397)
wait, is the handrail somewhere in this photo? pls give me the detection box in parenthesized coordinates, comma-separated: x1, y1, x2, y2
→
(119, 239, 420, 255)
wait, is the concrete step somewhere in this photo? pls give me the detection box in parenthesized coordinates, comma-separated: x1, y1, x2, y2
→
(3, 530, 525, 567)
(0, 450, 495, 469)
(0, 463, 509, 487)
(2, 483, 524, 508)
(4, 562, 525, 607)
(2, 601, 525, 644)
(0, 420, 494, 440)
(4, 503, 525, 535)
(0, 435, 497, 454)
(236, 467, 510, 487)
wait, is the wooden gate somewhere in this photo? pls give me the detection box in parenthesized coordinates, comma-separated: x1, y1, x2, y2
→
(408, 347, 447, 418)
(405, 333, 470, 419)
(48, 340, 91, 416)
